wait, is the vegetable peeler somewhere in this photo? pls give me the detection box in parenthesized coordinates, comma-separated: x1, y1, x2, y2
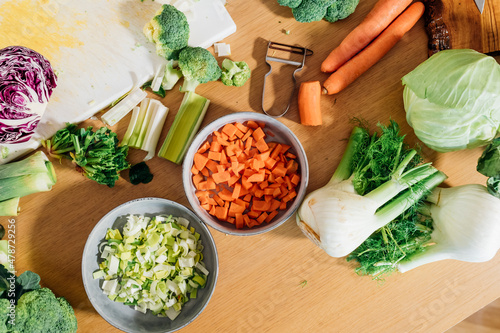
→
(262, 41, 313, 118)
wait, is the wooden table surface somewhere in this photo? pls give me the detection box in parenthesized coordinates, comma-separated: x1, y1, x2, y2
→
(5, 0, 500, 332)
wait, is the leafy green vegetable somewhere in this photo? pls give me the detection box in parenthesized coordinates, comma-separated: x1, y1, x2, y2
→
(220, 59, 251, 87)
(129, 162, 154, 185)
(44, 124, 130, 187)
(477, 137, 500, 197)
(141, 80, 166, 98)
(278, 0, 359, 23)
(402, 49, 500, 152)
(11, 288, 77, 333)
(178, 47, 221, 92)
(143, 4, 190, 60)
(0, 268, 77, 332)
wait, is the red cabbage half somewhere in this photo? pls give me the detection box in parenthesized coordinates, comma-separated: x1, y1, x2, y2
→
(0, 46, 57, 144)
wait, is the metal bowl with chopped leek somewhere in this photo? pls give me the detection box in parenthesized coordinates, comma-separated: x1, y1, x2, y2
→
(82, 198, 218, 333)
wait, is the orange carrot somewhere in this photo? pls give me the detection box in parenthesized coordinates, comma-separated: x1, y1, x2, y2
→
(297, 81, 322, 126)
(322, 2, 425, 95)
(321, 0, 414, 73)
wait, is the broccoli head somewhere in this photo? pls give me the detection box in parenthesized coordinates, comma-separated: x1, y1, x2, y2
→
(143, 4, 190, 60)
(220, 59, 251, 87)
(277, 0, 302, 9)
(178, 47, 221, 92)
(0, 298, 10, 332)
(324, 0, 360, 22)
(9, 288, 77, 333)
(278, 0, 359, 23)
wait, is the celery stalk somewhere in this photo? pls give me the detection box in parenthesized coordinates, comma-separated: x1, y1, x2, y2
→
(101, 88, 147, 126)
(127, 99, 150, 148)
(121, 106, 141, 147)
(158, 91, 210, 164)
(0, 197, 20, 216)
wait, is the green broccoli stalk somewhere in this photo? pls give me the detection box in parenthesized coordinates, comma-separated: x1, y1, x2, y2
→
(220, 59, 251, 87)
(278, 0, 359, 23)
(162, 60, 183, 91)
(143, 4, 190, 60)
(178, 47, 221, 92)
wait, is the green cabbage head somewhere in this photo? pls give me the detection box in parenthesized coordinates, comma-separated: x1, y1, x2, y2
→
(402, 49, 500, 152)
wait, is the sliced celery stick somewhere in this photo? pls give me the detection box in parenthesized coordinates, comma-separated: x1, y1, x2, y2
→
(121, 106, 141, 147)
(135, 100, 162, 149)
(101, 88, 147, 126)
(158, 91, 210, 164)
(142, 104, 169, 161)
(128, 98, 150, 148)
(0, 197, 20, 217)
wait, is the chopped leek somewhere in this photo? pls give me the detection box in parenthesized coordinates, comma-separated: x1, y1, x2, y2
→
(0, 151, 57, 216)
(101, 88, 148, 126)
(158, 91, 210, 164)
(121, 98, 169, 161)
(93, 214, 209, 319)
(0, 197, 20, 216)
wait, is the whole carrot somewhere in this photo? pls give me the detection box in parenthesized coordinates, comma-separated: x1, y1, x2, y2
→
(322, 2, 425, 95)
(298, 81, 322, 126)
(321, 0, 413, 73)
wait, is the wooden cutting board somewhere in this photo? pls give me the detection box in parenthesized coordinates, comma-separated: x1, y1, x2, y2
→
(442, 0, 500, 53)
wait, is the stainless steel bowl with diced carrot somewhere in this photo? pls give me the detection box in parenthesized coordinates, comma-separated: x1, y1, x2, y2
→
(182, 112, 309, 236)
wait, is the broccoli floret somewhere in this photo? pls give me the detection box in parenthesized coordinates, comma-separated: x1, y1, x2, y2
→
(292, 0, 331, 23)
(178, 47, 221, 92)
(9, 288, 77, 333)
(0, 298, 10, 332)
(324, 0, 359, 22)
(278, 0, 359, 23)
(277, 0, 302, 8)
(143, 4, 190, 60)
(220, 59, 251, 87)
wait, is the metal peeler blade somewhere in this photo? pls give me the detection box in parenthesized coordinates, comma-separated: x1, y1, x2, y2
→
(262, 41, 313, 118)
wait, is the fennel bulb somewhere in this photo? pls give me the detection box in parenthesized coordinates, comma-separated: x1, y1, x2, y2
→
(398, 185, 500, 272)
(296, 123, 447, 257)
(402, 49, 500, 152)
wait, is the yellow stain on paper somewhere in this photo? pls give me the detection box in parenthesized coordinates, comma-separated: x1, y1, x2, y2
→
(0, 0, 85, 65)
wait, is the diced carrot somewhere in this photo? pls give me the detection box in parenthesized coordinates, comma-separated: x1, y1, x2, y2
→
(194, 152, 209, 171)
(245, 137, 253, 153)
(222, 123, 238, 138)
(210, 140, 222, 152)
(205, 159, 219, 173)
(243, 214, 251, 226)
(218, 189, 234, 201)
(201, 203, 211, 211)
(263, 187, 275, 195)
(272, 187, 282, 198)
(237, 152, 248, 163)
(255, 138, 269, 153)
(272, 162, 288, 178)
(234, 128, 244, 138)
(253, 187, 264, 198)
(257, 212, 268, 224)
(241, 129, 253, 142)
(265, 211, 279, 223)
(215, 206, 228, 221)
(252, 127, 266, 142)
(281, 144, 291, 153)
(229, 202, 246, 216)
(220, 149, 229, 165)
(235, 213, 244, 229)
(197, 141, 211, 153)
(246, 120, 259, 129)
(285, 176, 293, 190)
(291, 173, 300, 185)
(269, 199, 281, 211)
(235, 122, 248, 133)
(286, 152, 297, 159)
(209, 205, 216, 216)
(227, 217, 235, 224)
(259, 180, 269, 190)
(253, 200, 271, 211)
(191, 164, 200, 175)
(247, 170, 265, 183)
(283, 190, 297, 203)
(255, 151, 270, 162)
(243, 194, 252, 202)
(270, 144, 282, 160)
(208, 150, 221, 161)
(212, 171, 231, 184)
(193, 173, 204, 188)
(279, 201, 287, 210)
(286, 160, 299, 175)
(241, 176, 252, 190)
(248, 210, 260, 218)
(232, 183, 242, 199)
(217, 136, 231, 147)
(235, 198, 249, 208)
(228, 174, 240, 187)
